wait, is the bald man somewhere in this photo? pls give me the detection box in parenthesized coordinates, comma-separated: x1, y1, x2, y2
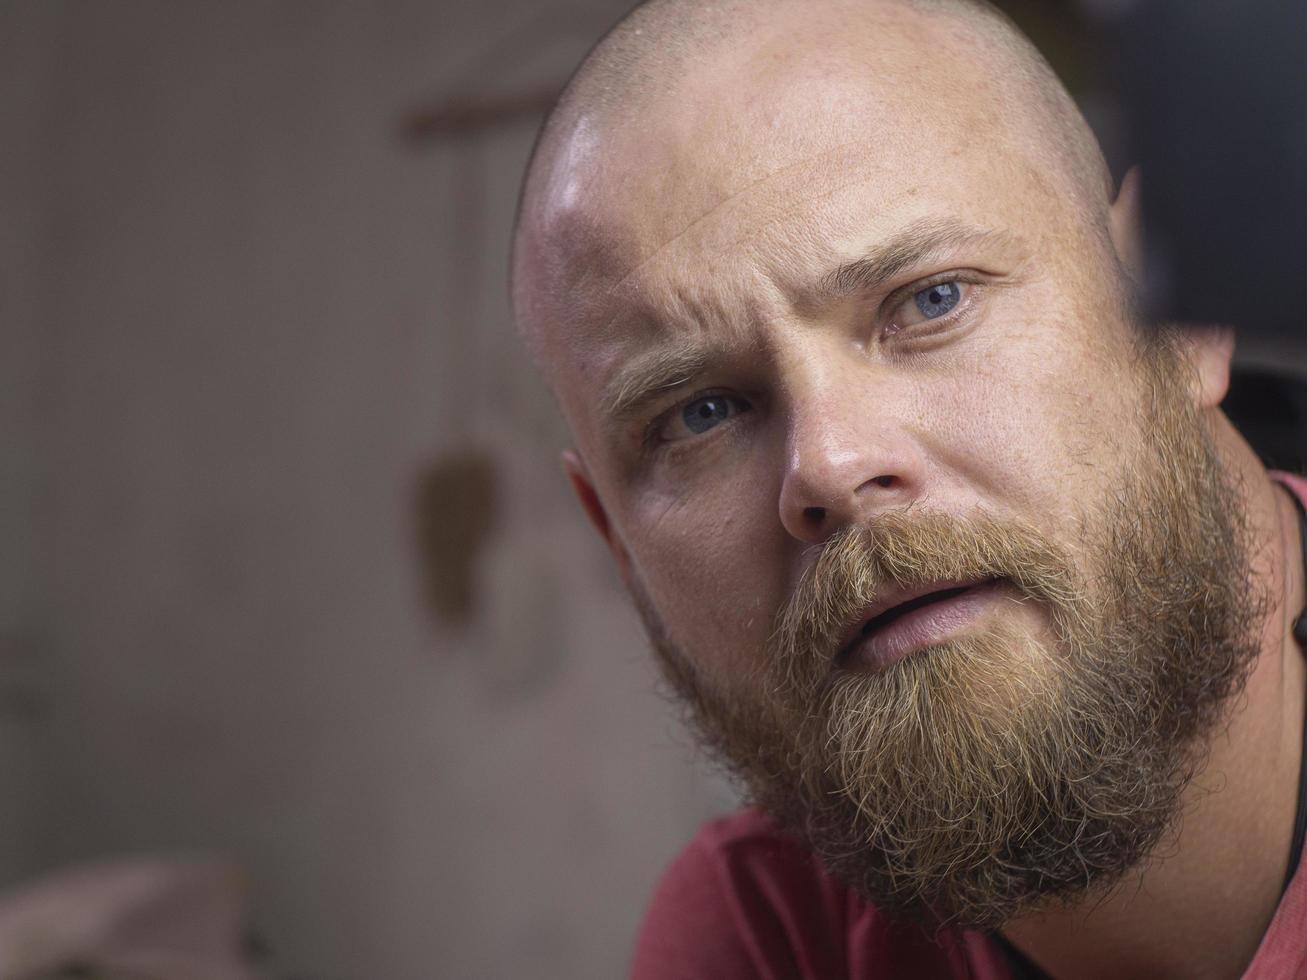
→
(511, 1, 1307, 977)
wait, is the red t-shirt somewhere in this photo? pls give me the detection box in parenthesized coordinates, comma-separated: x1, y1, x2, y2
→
(631, 807, 1307, 978)
(631, 473, 1307, 979)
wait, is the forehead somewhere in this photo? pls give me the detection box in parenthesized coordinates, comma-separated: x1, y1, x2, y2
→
(526, 4, 1074, 429)
(547, 5, 1019, 258)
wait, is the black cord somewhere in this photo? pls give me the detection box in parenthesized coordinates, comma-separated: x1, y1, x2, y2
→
(1282, 487, 1307, 895)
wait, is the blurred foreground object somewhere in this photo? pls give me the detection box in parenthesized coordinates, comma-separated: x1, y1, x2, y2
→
(0, 858, 261, 980)
(1111, 0, 1307, 338)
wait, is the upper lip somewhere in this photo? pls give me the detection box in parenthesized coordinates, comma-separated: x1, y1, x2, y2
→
(836, 578, 993, 658)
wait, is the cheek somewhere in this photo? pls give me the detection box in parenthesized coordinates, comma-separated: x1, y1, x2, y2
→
(919, 307, 1143, 526)
(620, 461, 788, 681)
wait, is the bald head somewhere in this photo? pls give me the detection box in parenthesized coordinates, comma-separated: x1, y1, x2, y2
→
(546, 0, 1004, 125)
(513, 0, 1114, 372)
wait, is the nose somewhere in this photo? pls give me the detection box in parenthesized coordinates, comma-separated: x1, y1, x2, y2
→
(777, 376, 927, 545)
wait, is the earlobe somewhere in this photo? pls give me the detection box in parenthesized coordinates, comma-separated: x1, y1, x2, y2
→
(562, 449, 633, 579)
(1109, 166, 1144, 285)
(1185, 325, 1236, 409)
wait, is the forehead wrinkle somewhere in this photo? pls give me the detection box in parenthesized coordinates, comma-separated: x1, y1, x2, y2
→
(597, 134, 900, 302)
(586, 156, 1004, 356)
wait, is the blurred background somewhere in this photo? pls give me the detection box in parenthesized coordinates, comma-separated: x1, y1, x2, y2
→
(3, 2, 1305, 978)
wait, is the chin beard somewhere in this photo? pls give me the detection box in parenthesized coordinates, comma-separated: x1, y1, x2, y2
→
(631, 339, 1268, 930)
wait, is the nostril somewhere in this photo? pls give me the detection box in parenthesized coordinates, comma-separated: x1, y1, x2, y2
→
(803, 506, 826, 524)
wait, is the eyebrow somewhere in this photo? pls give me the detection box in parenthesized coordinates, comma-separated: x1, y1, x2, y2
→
(819, 220, 1013, 299)
(601, 342, 719, 425)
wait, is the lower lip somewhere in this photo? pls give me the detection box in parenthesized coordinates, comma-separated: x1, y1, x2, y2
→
(846, 581, 1004, 672)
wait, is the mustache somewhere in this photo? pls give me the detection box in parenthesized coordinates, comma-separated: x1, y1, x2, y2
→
(768, 510, 1089, 685)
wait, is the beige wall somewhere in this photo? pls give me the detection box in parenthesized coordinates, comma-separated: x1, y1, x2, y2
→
(2, 3, 734, 977)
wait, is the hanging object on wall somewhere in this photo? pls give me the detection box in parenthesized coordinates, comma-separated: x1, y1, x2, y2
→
(403, 87, 561, 143)
(400, 17, 589, 677)
(415, 448, 498, 627)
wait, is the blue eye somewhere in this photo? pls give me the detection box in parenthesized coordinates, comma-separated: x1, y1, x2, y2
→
(681, 395, 743, 435)
(915, 281, 962, 319)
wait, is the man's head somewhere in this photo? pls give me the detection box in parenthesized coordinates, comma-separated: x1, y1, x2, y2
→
(512, 0, 1263, 927)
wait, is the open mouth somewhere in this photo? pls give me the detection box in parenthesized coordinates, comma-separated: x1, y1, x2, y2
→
(838, 579, 1003, 669)
(858, 585, 975, 639)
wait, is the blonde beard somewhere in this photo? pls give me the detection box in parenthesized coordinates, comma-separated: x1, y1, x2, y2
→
(631, 337, 1268, 928)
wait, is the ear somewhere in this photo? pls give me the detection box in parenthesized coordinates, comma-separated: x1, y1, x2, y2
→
(562, 449, 633, 581)
(1109, 166, 1144, 284)
(1180, 324, 1237, 409)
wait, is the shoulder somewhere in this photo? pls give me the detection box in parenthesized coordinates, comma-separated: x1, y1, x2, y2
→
(630, 809, 986, 980)
(630, 808, 849, 979)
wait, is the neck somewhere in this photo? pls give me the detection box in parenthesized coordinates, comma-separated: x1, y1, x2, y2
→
(1003, 431, 1307, 980)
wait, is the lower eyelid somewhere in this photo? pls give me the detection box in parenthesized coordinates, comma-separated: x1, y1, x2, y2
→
(655, 417, 751, 466)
